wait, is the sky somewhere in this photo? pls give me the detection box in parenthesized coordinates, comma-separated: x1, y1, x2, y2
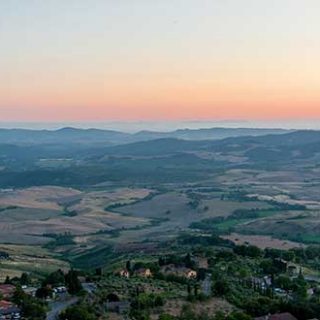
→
(1, 0, 320, 123)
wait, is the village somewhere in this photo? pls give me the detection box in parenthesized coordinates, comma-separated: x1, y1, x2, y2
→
(1, 242, 320, 320)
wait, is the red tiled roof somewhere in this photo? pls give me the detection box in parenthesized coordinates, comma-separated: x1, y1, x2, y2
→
(0, 284, 15, 290)
(0, 284, 15, 297)
(0, 300, 13, 309)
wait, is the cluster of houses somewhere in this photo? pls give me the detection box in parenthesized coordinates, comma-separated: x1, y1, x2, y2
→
(118, 266, 198, 280)
(245, 258, 320, 301)
(160, 265, 198, 279)
(0, 284, 20, 320)
(118, 267, 153, 279)
(110, 262, 199, 316)
(0, 281, 72, 319)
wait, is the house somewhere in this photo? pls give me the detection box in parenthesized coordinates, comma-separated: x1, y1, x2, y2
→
(22, 286, 37, 297)
(255, 312, 297, 320)
(119, 269, 130, 278)
(185, 270, 197, 279)
(287, 264, 298, 276)
(0, 300, 21, 319)
(0, 285, 15, 299)
(161, 265, 197, 279)
(274, 258, 288, 273)
(135, 268, 152, 278)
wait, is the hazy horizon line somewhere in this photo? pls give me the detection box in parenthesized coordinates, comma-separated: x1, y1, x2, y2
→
(0, 119, 319, 133)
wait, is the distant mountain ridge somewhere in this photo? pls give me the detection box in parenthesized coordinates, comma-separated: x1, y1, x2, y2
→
(0, 127, 292, 146)
(1, 129, 320, 188)
(100, 129, 320, 160)
(133, 127, 291, 141)
(0, 127, 130, 145)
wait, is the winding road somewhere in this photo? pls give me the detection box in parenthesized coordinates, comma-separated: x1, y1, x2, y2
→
(46, 283, 96, 320)
(46, 297, 78, 320)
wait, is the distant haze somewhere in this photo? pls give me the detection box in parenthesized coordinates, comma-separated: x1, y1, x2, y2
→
(0, 120, 319, 133)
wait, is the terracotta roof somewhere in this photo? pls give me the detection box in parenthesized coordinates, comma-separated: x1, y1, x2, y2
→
(0, 284, 15, 297)
(0, 300, 13, 309)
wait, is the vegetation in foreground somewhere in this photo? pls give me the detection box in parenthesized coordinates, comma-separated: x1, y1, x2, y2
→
(1, 233, 320, 320)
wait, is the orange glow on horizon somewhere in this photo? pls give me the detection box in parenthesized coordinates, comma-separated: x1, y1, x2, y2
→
(1, 1, 320, 122)
(2, 72, 320, 121)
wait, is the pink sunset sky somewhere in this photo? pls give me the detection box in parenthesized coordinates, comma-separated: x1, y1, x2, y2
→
(1, 0, 320, 122)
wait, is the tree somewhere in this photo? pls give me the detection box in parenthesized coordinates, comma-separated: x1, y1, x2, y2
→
(226, 312, 252, 320)
(159, 314, 175, 320)
(36, 287, 53, 299)
(129, 309, 150, 320)
(43, 269, 65, 287)
(185, 253, 194, 268)
(154, 295, 164, 307)
(126, 260, 132, 272)
(20, 272, 31, 285)
(194, 284, 199, 296)
(22, 299, 47, 320)
(260, 259, 279, 274)
(59, 304, 96, 320)
(187, 283, 191, 295)
(13, 287, 47, 320)
(65, 269, 82, 294)
(234, 245, 262, 258)
(179, 305, 197, 320)
(213, 279, 229, 296)
(95, 267, 103, 276)
(106, 293, 119, 302)
(12, 286, 26, 305)
(244, 296, 278, 317)
(275, 275, 292, 290)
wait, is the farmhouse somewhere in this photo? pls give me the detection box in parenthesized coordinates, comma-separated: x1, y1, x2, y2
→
(135, 268, 152, 278)
(22, 286, 37, 297)
(161, 265, 197, 279)
(185, 269, 197, 279)
(118, 269, 130, 278)
(287, 264, 298, 276)
(274, 258, 288, 273)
